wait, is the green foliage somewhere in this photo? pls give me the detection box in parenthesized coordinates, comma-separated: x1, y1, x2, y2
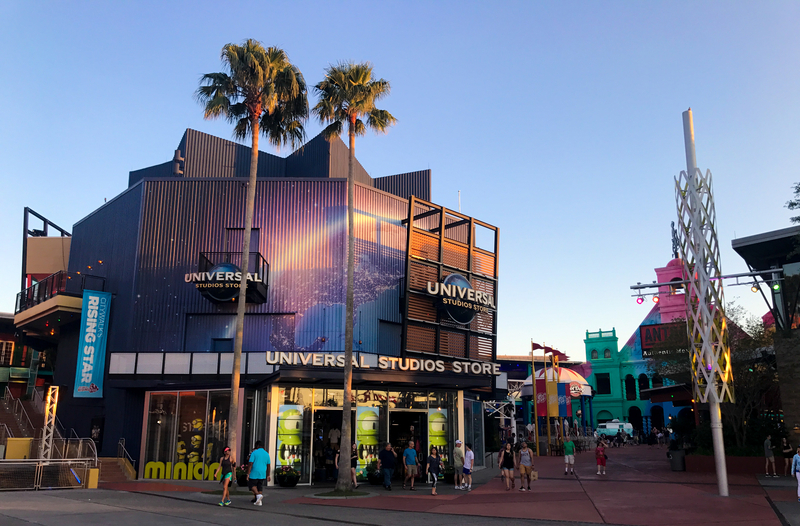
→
(787, 182, 800, 224)
(312, 62, 396, 142)
(197, 39, 308, 148)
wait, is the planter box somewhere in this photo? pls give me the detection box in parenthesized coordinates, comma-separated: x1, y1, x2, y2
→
(685, 455, 767, 475)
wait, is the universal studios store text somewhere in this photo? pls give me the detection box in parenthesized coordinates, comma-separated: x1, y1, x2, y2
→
(141, 352, 500, 485)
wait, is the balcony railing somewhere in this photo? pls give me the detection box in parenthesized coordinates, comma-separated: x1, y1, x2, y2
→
(15, 271, 106, 314)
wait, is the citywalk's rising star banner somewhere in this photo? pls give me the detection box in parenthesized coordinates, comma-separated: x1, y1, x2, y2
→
(73, 290, 111, 398)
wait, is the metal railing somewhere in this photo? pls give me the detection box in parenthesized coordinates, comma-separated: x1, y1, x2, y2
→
(3, 387, 35, 437)
(0, 458, 93, 491)
(118, 438, 136, 471)
(15, 270, 105, 314)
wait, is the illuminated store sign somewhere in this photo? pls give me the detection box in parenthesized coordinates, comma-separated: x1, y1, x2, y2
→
(265, 352, 501, 376)
(184, 262, 264, 302)
(426, 273, 496, 324)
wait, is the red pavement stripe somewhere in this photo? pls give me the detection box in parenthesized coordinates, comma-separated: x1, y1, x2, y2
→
(99, 482, 202, 492)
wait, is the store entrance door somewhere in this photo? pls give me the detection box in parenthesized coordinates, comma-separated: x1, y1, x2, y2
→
(389, 411, 427, 482)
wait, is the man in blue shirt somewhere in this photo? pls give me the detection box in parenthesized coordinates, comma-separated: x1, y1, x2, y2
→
(403, 440, 418, 490)
(247, 440, 271, 506)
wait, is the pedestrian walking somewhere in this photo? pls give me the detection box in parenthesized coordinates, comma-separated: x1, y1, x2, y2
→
(765, 434, 778, 477)
(247, 440, 271, 506)
(499, 442, 515, 491)
(463, 442, 475, 491)
(595, 439, 607, 476)
(213, 446, 235, 506)
(516, 441, 534, 491)
(377, 442, 397, 490)
(564, 436, 576, 475)
(334, 442, 359, 489)
(792, 445, 800, 502)
(403, 440, 419, 490)
(782, 437, 793, 477)
(453, 440, 465, 490)
(426, 447, 443, 495)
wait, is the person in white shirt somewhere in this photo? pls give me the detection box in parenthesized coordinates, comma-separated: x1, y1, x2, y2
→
(329, 428, 341, 445)
(463, 443, 475, 491)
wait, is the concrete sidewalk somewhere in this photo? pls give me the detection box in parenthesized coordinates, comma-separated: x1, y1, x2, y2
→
(1, 447, 790, 526)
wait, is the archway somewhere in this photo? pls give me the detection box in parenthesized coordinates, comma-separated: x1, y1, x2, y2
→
(628, 406, 643, 432)
(596, 410, 613, 424)
(652, 373, 663, 388)
(625, 375, 637, 401)
(650, 405, 664, 430)
(638, 374, 650, 394)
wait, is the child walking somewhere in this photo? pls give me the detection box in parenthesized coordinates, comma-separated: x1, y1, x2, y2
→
(595, 439, 607, 476)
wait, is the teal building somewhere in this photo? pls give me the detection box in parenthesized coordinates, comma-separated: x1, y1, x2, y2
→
(584, 259, 690, 433)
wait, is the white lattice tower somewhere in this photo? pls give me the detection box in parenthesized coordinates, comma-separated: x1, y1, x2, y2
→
(675, 161, 733, 405)
(674, 109, 731, 497)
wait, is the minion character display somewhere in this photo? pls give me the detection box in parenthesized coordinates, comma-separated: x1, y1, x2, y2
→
(356, 408, 380, 473)
(191, 418, 204, 431)
(176, 440, 187, 462)
(428, 410, 449, 464)
(276, 406, 304, 467)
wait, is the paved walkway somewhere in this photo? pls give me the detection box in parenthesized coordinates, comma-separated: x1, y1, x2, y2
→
(4, 446, 798, 525)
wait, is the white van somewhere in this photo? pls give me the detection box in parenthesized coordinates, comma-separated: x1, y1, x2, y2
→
(596, 420, 634, 437)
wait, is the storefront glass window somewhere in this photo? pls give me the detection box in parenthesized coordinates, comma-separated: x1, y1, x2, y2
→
(277, 387, 312, 483)
(143, 393, 177, 478)
(388, 391, 427, 409)
(314, 389, 343, 408)
(177, 391, 208, 480)
(206, 390, 230, 473)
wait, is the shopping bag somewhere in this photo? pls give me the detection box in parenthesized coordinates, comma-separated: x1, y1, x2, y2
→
(531, 471, 539, 481)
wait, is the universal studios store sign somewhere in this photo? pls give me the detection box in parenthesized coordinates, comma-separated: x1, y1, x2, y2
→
(266, 352, 502, 376)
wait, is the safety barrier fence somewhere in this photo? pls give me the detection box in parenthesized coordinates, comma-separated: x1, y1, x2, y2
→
(0, 458, 93, 491)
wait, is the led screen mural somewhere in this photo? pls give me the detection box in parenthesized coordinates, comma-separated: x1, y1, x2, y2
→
(129, 180, 408, 355)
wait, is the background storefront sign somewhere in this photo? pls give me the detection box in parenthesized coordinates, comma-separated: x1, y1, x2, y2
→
(276, 404, 304, 468)
(639, 322, 689, 358)
(569, 381, 582, 398)
(73, 289, 111, 398)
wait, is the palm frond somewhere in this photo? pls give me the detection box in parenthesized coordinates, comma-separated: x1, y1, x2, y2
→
(198, 39, 308, 146)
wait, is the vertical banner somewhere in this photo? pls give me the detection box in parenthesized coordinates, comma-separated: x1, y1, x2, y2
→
(535, 379, 547, 416)
(355, 407, 379, 476)
(557, 383, 568, 417)
(546, 379, 559, 417)
(428, 408, 449, 464)
(276, 404, 303, 468)
(73, 290, 111, 398)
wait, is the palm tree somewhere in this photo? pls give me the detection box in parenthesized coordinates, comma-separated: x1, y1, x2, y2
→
(197, 40, 307, 463)
(312, 62, 396, 491)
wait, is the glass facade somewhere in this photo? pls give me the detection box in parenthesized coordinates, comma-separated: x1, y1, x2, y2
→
(140, 385, 462, 484)
(142, 389, 230, 480)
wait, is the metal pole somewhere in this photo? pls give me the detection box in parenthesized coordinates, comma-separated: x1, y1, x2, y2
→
(531, 343, 539, 456)
(681, 108, 729, 497)
(544, 348, 551, 455)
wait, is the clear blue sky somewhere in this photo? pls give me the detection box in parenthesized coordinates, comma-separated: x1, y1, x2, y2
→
(1, 1, 798, 359)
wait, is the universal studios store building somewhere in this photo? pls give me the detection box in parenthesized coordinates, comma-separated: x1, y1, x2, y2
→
(53, 130, 500, 485)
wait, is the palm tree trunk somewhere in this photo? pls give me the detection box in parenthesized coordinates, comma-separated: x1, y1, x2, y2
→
(229, 116, 260, 466)
(336, 122, 357, 492)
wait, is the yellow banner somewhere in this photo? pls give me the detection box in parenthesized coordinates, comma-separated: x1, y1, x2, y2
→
(546, 380, 559, 416)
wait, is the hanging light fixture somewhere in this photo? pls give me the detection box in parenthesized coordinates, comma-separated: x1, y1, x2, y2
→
(652, 296, 660, 304)
(751, 283, 759, 293)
